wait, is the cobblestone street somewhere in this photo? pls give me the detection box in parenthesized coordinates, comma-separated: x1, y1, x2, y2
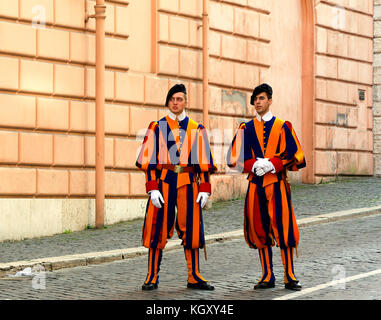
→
(0, 177, 380, 308)
(0, 210, 380, 301)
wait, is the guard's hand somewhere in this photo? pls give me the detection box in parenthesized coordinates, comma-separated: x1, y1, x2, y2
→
(196, 192, 210, 208)
(149, 190, 164, 209)
(251, 158, 267, 173)
(255, 158, 275, 176)
(255, 168, 266, 176)
(251, 158, 263, 173)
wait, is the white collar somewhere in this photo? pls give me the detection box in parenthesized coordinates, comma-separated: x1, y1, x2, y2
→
(256, 111, 273, 122)
(168, 110, 186, 122)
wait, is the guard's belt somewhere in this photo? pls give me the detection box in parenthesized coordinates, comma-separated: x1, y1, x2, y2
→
(160, 164, 195, 173)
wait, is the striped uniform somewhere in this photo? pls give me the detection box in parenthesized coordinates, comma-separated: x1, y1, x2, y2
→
(136, 115, 216, 285)
(227, 116, 305, 285)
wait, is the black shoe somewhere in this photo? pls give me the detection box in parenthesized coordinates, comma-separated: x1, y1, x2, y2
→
(187, 282, 215, 291)
(254, 281, 275, 290)
(285, 281, 302, 291)
(142, 283, 158, 291)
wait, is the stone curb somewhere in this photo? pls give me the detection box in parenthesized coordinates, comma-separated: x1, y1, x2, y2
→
(1, 205, 381, 278)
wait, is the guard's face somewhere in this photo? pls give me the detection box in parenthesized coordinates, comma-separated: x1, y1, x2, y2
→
(168, 92, 187, 116)
(254, 92, 272, 116)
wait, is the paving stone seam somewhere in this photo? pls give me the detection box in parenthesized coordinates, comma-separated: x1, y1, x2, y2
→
(1, 205, 380, 277)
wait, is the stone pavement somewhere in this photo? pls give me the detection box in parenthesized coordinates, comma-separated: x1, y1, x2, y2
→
(0, 213, 380, 301)
(0, 177, 380, 273)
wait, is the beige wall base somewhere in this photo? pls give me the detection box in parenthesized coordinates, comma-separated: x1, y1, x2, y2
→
(0, 198, 147, 242)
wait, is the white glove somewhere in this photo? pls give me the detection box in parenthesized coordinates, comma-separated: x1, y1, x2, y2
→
(196, 192, 210, 208)
(254, 158, 275, 176)
(251, 158, 268, 173)
(149, 190, 164, 209)
(255, 167, 266, 176)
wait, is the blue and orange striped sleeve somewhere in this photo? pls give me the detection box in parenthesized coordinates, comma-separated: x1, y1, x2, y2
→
(136, 121, 160, 193)
(227, 122, 248, 172)
(196, 124, 216, 194)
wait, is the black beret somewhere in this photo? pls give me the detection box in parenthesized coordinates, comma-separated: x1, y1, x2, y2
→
(250, 83, 273, 105)
(165, 84, 187, 106)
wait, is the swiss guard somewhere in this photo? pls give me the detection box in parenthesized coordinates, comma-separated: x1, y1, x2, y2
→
(136, 84, 217, 291)
(227, 83, 306, 291)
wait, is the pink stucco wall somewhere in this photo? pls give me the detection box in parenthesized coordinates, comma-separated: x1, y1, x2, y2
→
(0, 0, 375, 200)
